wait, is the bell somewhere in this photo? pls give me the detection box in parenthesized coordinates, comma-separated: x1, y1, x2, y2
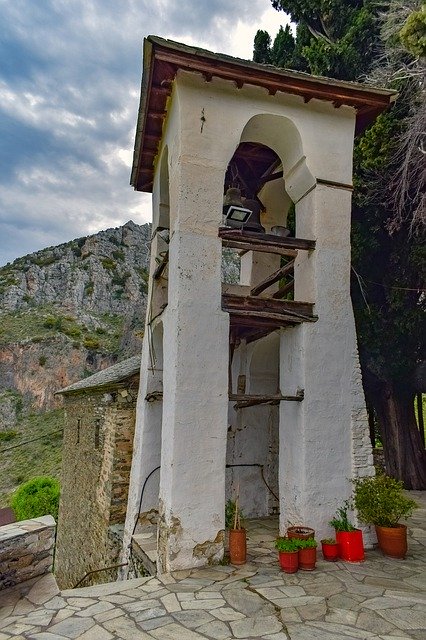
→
(241, 198, 265, 234)
(223, 187, 253, 229)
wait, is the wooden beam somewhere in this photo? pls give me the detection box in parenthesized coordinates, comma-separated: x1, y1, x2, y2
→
(229, 390, 304, 408)
(251, 260, 294, 296)
(219, 227, 315, 252)
(272, 279, 294, 299)
(153, 251, 169, 279)
(223, 293, 315, 319)
(223, 240, 297, 258)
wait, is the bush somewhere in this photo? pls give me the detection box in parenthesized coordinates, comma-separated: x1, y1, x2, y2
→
(10, 476, 60, 521)
(352, 473, 418, 527)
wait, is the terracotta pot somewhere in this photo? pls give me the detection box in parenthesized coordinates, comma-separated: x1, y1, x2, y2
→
(298, 547, 317, 570)
(278, 550, 299, 573)
(375, 524, 407, 559)
(321, 541, 339, 562)
(336, 529, 364, 562)
(287, 526, 315, 540)
(229, 528, 246, 565)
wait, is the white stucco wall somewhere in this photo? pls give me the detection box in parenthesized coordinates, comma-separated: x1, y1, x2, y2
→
(124, 67, 374, 572)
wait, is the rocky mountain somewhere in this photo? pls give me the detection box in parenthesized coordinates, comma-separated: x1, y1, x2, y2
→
(0, 220, 150, 505)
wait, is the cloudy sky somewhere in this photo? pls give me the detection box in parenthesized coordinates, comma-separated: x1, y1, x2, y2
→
(0, 0, 289, 266)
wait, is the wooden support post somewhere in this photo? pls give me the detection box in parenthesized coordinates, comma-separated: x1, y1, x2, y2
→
(251, 260, 295, 296)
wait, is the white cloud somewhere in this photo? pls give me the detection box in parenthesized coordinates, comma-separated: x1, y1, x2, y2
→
(0, 0, 290, 265)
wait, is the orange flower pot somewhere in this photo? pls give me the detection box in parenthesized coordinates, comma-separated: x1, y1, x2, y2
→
(229, 528, 247, 565)
(375, 524, 407, 559)
(298, 546, 317, 570)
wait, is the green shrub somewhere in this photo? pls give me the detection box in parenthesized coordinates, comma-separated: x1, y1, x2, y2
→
(101, 258, 116, 270)
(225, 499, 244, 529)
(84, 281, 94, 295)
(0, 431, 17, 442)
(83, 337, 100, 350)
(39, 355, 47, 366)
(112, 249, 125, 261)
(10, 476, 60, 521)
(352, 473, 418, 527)
(275, 537, 299, 552)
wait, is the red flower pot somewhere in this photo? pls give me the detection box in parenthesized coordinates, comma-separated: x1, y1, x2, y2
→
(321, 541, 339, 562)
(229, 528, 247, 565)
(298, 547, 317, 571)
(336, 529, 364, 562)
(278, 550, 299, 573)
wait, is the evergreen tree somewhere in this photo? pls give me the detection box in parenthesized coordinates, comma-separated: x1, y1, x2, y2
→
(254, 0, 426, 488)
(253, 30, 272, 64)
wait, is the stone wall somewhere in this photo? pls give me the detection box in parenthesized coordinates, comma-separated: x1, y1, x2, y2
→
(0, 515, 56, 590)
(54, 380, 137, 588)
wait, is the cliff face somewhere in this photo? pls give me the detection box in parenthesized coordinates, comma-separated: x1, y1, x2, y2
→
(0, 220, 150, 416)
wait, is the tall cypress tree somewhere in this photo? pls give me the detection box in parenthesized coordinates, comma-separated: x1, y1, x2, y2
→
(254, 0, 426, 488)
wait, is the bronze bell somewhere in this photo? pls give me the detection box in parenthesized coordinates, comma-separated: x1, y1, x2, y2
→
(223, 187, 244, 211)
(241, 198, 265, 234)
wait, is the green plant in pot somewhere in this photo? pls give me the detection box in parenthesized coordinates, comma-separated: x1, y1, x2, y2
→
(352, 473, 418, 559)
(226, 496, 246, 565)
(329, 500, 364, 562)
(275, 537, 299, 573)
(297, 537, 318, 571)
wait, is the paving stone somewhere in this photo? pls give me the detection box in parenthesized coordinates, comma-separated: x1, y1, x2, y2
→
(196, 619, 231, 639)
(296, 600, 327, 621)
(94, 607, 125, 623)
(230, 615, 283, 637)
(45, 616, 95, 638)
(308, 620, 378, 638)
(78, 625, 114, 640)
(100, 594, 135, 604)
(356, 610, 397, 635)
(149, 622, 207, 639)
(132, 606, 167, 623)
(160, 593, 181, 612)
(375, 607, 426, 630)
(223, 587, 276, 616)
(273, 596, 324, 609)
(66, 597, 97, 608)
(325, 608, 358, 625)
(278, 605, 302, 623)
(210, 607, 245, 622)
(172, 609, 215, 628)
(27, 634, 73, 640)
(76, 600, 115, 617)
(181, 598, 225, 610)
(138, 614, 174, 630)
(285, 623, 357, 640)
(49, 608, 76, 624)
(1, 622, 36, 635)
(123, 598, 161, 612)
(26, 574, 60, 605)
(103, 614, 152, 639)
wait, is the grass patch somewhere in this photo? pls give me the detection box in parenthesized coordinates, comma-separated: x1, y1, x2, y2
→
(0, 408, 64, 508)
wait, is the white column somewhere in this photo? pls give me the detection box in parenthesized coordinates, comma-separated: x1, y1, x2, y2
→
(278, 184, 373, 541)
(157, 158, 230, 572)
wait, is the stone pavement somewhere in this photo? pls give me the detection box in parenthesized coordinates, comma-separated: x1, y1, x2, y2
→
(0, 492, 424, 640)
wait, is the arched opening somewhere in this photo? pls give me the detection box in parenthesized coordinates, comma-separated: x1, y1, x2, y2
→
(223, 114, 315, 525)
(151, 147, 170, 319)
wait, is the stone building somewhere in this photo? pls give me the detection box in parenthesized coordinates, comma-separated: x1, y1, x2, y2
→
(121, 36, 396, 574)
(55, 356, 140, 588)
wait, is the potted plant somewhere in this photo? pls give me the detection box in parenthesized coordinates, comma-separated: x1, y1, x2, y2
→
(287, 525, 315, 540)
(329, 500, 364, 562)
(226, 496, 246, 565)
(320, 538, 339, 562)
(275, 537, 299, 573)
(297, 537, 317, 570)
(352, 473, 418, 559)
